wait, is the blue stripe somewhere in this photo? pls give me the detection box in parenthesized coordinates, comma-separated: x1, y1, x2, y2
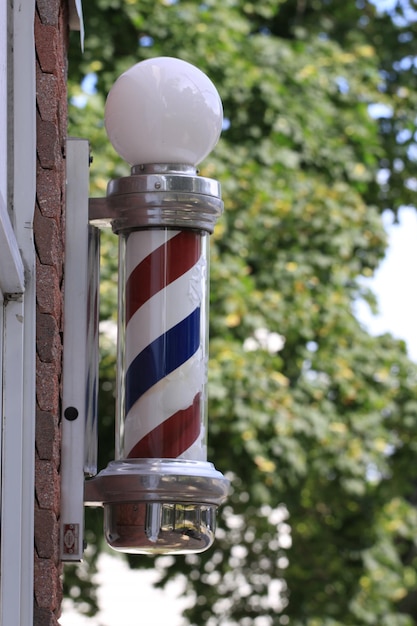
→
(125, 307, 200, 415)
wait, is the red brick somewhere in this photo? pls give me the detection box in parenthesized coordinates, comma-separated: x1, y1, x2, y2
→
(35, 506, 59, 559)
(35, 0, 69, 618)
(35, 457, 60, 514)
(34, 606, 60, 626)
(37, 115, 60, 170)
(36, 358, 60, 414)
(34, 554, 62, 610)
(36, 167, 62, 218)
(34, 208, 62, 270)
(36, 63, 58, 123)
(36, 409, 60, 462)
(36, 259, 62, 319)
(36, 0, 59, 26)
(37, 312, 62, 363)
(35, 13, 58, 74)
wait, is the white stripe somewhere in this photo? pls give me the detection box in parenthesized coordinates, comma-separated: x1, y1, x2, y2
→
(125, 229, 179, 279)
(125, 257, 205, 370)
(123, 351, 206, 456)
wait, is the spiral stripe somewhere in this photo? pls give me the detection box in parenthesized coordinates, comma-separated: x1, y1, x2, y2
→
(125, 307, 200, 414)
(123, 351, 204, 446)
(125, 263, 203, 370)
(123, 229, 205, 460)
(84, 226, 100, 475)
(125, 230, 178, 278)
(126, 230, 201, 324)
(127, 393, 201, 458)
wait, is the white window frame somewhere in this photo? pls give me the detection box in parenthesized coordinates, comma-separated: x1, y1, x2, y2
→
(0, 0, 6, 457)
(0, 0, 36, 624)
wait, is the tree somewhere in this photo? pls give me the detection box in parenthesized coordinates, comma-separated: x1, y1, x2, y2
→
(66, 1, 417, 624)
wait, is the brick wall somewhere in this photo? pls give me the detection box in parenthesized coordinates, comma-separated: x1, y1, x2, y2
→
(34, 0, 68, 623)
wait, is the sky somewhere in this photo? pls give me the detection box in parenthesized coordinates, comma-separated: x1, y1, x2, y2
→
(355, 206, 417, 363)
(61, 206, 417, 625)
(61, 553, 188, 626)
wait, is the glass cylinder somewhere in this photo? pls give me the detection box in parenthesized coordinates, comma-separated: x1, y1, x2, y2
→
(116, 228, 209, 463)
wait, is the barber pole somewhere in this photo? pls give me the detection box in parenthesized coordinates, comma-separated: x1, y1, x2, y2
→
(122, 228, 208, 462)
(84, 57, 229, 554)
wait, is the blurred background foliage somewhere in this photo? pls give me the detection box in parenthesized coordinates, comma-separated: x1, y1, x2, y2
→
(65, 0, 417, 624)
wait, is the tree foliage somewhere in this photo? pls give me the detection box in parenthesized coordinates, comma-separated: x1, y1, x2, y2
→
(66, 1, 417, 624)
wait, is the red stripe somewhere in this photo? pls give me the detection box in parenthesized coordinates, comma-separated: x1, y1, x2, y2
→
(126, 231, 201, 324)
(127, 393, 201, 458)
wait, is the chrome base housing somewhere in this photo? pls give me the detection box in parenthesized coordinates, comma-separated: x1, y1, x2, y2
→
(104, 501, 217, 554)
(85, 459, 229, 555)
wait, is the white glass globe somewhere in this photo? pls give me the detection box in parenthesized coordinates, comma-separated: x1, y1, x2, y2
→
(104, 57, 223, 167)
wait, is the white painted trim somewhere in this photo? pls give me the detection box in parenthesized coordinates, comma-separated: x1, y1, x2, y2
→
(0, 191, 25, 294)
(0, 297, 3, 526)
(68, 0, 85, 51)
(0, 0, 36, 623)
(60, 138, 90, 561)
(0, 0, 6, 198)
(1, 297, 27, 624)
(0, 0, 6, 606)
